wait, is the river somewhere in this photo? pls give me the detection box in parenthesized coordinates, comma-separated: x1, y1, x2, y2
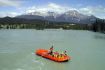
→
(0, 29, 105, 70)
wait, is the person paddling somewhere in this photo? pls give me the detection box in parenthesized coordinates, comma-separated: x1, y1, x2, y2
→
(48, 45, 54, 55)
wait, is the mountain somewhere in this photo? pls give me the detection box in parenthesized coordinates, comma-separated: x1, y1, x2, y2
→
(0, 16, 46, 24)
(16, 10, 96, 24)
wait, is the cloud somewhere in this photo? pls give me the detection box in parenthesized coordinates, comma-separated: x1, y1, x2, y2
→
(79, 6, 105, 14)
(26, 6, 48, 14)
(79, 6, 105, 18)
(8, 12, 20, 17)
(0, 2, 105, 19)
(48, 3, 61, 9)
(24, 3, 105, 19)
(0, 0, 22, 7)
(26, 3, 76, 14)
(79, 7, 93, 14)
(0, 12, 21, 17)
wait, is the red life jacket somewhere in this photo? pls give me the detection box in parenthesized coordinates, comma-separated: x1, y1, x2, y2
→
(50, 47, 53, 51)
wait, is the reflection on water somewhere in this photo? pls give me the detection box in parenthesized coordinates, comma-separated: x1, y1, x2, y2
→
(94, 33, 105, 40)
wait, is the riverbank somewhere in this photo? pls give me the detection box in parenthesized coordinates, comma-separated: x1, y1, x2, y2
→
(0, 17, 105, 33)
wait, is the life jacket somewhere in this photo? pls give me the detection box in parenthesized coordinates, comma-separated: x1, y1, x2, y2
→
(50, 47, 53, 51)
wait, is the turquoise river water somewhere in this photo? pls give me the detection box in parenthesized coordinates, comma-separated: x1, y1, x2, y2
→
(0, 29, 105, 70)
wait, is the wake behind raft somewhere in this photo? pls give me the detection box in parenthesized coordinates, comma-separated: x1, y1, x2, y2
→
(35, 48, 71, 62)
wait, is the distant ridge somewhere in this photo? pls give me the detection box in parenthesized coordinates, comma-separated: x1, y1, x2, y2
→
(16, 10, 97, 24)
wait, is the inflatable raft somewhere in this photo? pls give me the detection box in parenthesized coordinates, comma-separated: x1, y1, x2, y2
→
(35, 49, 70, 62)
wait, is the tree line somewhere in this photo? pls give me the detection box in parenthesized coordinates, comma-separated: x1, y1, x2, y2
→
(92, 18, 105, 33)
(0, 17, 105, 33)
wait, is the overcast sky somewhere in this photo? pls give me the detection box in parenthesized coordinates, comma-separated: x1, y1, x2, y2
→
(0, 0, 105, 19)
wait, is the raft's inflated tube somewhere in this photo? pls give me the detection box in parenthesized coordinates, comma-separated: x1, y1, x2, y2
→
(35, 49, 70, 62)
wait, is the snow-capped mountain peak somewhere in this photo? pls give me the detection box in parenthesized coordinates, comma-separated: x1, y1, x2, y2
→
(16, 10, 96, 24)
(65, 10, 79, 16)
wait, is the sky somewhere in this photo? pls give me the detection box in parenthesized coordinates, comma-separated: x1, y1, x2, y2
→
(0, 0, 105, 19)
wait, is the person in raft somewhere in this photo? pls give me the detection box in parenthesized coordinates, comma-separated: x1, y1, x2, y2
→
(48, 45, 54, 55)
(54, 51, 59, 57)
(64, 50, 67, 56)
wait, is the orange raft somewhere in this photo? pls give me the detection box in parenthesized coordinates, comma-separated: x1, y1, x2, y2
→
(35, 49, 70, 62)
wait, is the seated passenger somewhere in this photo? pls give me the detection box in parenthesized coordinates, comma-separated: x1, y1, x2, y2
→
(54, 51, 59, 57)
(64, 51, 67, 56)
